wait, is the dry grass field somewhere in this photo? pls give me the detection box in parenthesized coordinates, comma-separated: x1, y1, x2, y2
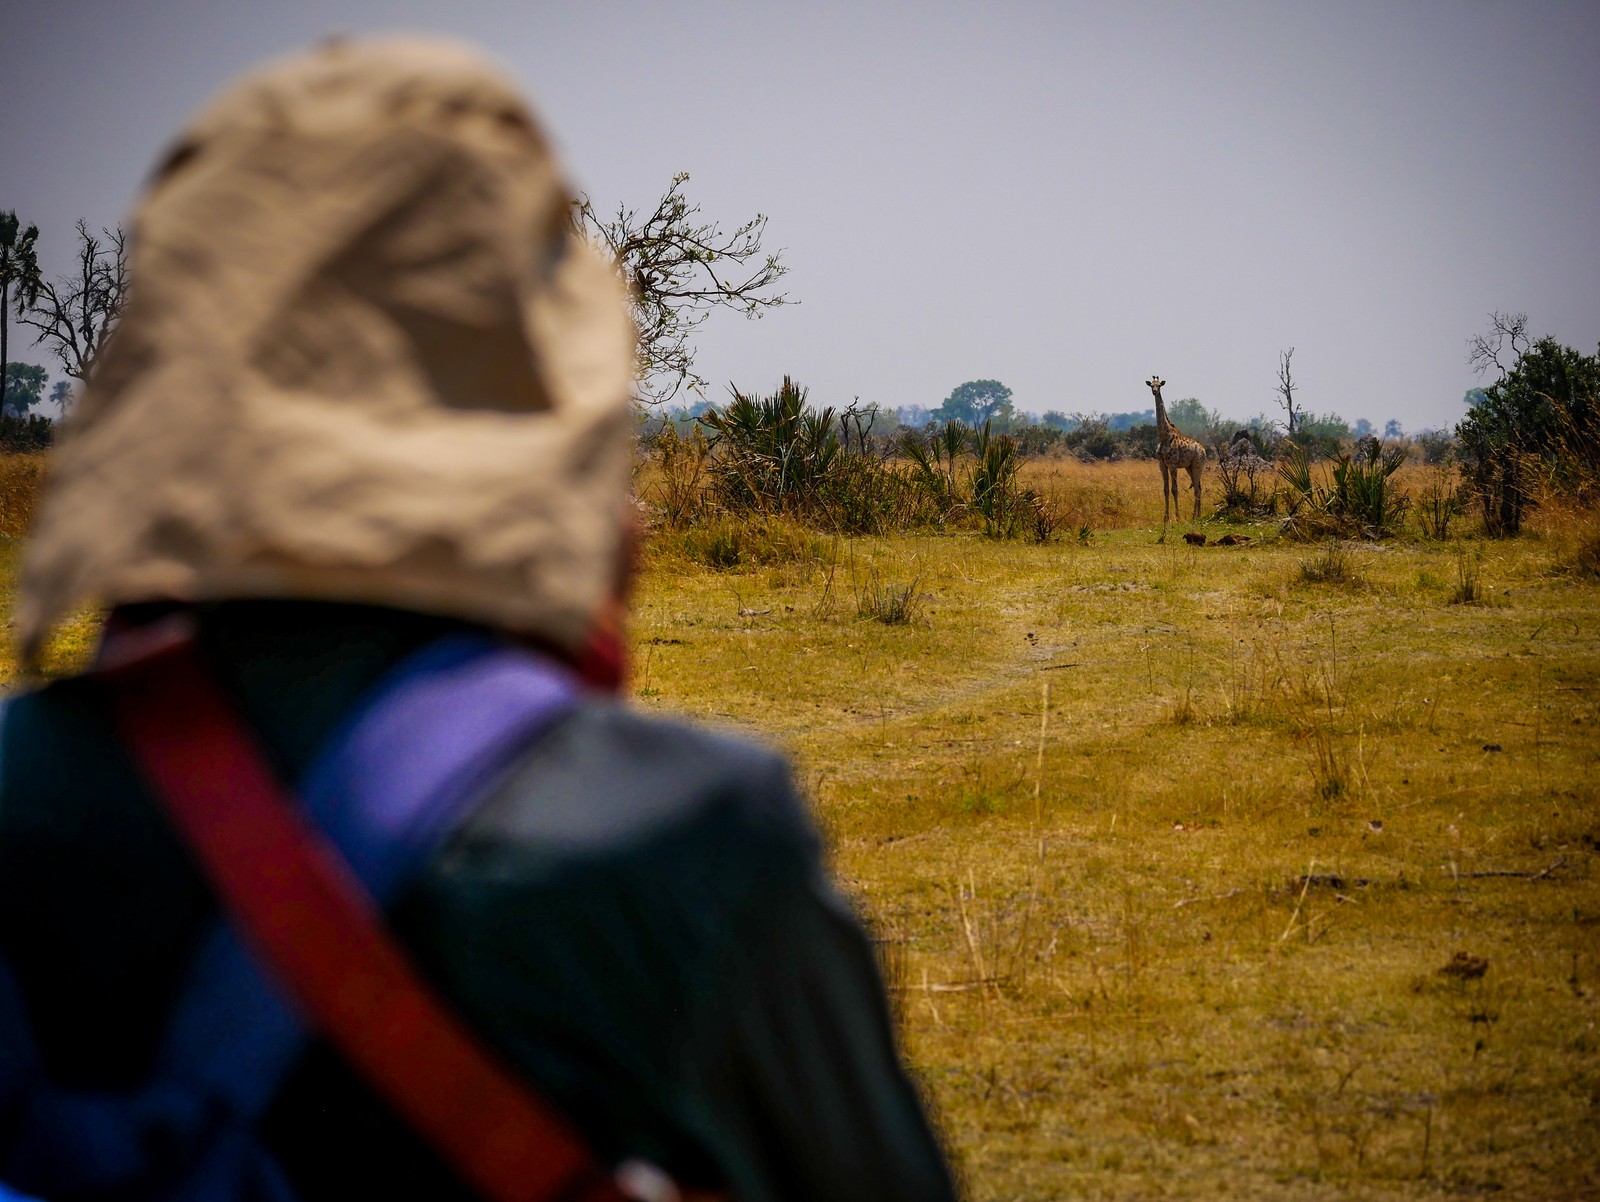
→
(4, 453, 1598, 1198)
(635, 458, 1600, 1199)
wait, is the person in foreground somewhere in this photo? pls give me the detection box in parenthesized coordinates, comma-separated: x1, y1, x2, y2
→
(0, 37, 957, 1202)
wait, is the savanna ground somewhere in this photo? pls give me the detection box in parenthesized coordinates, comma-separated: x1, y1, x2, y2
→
(636, 456, 1600, 1200)
(4, 452, 1598, 1198)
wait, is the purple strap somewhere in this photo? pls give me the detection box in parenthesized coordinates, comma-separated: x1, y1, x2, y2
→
(0, 634, 579, 1199)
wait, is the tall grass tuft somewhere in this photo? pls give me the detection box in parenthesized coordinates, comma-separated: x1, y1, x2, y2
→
(855, 567, 925, 625)
(1298, 543, 1362, 586)
(1450, 545, 1487, 605)
(1417, 465, 1463, 540)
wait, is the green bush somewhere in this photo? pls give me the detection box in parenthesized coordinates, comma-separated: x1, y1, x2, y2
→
(1278, 438, 1407, 540)
(700, 377, 840, 513)
(1457, 329, 1600, 536)
(0, 413, 53, 452)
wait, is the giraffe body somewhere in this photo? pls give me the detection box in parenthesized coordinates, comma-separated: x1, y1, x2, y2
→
(1146, 376, 1207, 523)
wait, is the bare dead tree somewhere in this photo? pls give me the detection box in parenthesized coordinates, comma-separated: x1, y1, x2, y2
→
(1274, 347, 1300, 436)
(573, 172, 791, 406)
(1466, 310, 1530, 381)
(19, 220, 129, 381)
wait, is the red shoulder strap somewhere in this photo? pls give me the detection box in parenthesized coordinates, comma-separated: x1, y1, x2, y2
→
(102, 632, 629, 1202)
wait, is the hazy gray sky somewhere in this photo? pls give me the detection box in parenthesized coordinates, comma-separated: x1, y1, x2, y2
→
(6, 1, 1598, 430)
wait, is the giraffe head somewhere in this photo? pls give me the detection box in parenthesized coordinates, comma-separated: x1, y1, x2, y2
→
(1146, 375, 1165, 397)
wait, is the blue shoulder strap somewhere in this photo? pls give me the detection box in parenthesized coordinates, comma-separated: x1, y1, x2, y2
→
(0, 635, 578, 1200)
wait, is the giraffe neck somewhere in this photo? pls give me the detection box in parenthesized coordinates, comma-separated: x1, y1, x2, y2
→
(1152, 387, 1174, 439)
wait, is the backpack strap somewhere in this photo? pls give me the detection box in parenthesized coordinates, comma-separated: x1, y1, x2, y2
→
(102, 628, 631, 1202)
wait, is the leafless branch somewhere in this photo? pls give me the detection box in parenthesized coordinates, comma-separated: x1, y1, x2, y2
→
(19, 220, 129, 381)
(573, 172, 791, 405)
(1466, 310, 1530, 380)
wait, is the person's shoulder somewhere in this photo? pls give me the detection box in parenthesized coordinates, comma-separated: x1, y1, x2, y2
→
(461, 698, 819, 863)
(0, 674, 115, 783)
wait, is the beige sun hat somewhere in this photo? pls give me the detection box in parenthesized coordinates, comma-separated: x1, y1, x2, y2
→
(15, 36, 636, 669)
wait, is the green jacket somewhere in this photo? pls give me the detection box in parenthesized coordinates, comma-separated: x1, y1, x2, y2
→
(0, 602, 955, 1200)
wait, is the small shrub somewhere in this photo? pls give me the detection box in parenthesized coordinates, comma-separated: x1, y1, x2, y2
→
(1279, 440, 1407, 540)
(1169, 685, 1198, 726)
(1063, 413, 1120, 461)
(1298, 543, 1361, 586)
(971, 422, 1023, 537)
(1301, 722, 1351, 801)
(1416, 429, 1455, 465)
(646, 425, 710, 528)
(817, 454, 947, 535)
(0, 414, 54, 453)
(1012, 424, 1067, 457)
(700, 377, 839, 514)
(1330, 439, 1409, 536)
(1215, 437, 1277, 518)
(900, 421, 969, 526)
(855, 568, 925, 625)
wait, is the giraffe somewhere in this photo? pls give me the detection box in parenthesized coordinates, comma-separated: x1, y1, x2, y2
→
(1146, 375, 1207, 525)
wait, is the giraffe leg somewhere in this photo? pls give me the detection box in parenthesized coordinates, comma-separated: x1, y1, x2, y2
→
(1160, 463, 1172, 525)
(1190, 465, 1203, 520)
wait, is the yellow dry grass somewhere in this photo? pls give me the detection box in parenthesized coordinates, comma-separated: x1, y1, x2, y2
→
(0, 453, 48, 540)
(632, 464, 1600, 1199)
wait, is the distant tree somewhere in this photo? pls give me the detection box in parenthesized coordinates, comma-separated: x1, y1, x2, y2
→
(1039, 410, 1074, 431)
(573, 172, 791, 406)
(1352, 418, 1375, 439)
(2, 362, 46, 415)
(48, 378, 72, 416)
(1063, 412, 1118, 459)
(1297, 411, 1352, 440)
(1166, 396, 1211, 438)
(1416, 429, 1455, 465)
(1106, 409, 1154, 430)
(1, 212, 41, 419)
(1274, 347, 1301, 435)
(19, 220, 129, 381)
(934, 379, 1014, 428)
(1384, 419, 1403, 439)
(896, 403, 934, 427)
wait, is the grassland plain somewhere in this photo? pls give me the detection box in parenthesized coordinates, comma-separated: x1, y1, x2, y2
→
(4, 455, 1598, 1199)
(634, 459, 1600, 1200)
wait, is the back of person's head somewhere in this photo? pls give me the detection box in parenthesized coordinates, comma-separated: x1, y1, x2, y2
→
(17, 37, 635, 670)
